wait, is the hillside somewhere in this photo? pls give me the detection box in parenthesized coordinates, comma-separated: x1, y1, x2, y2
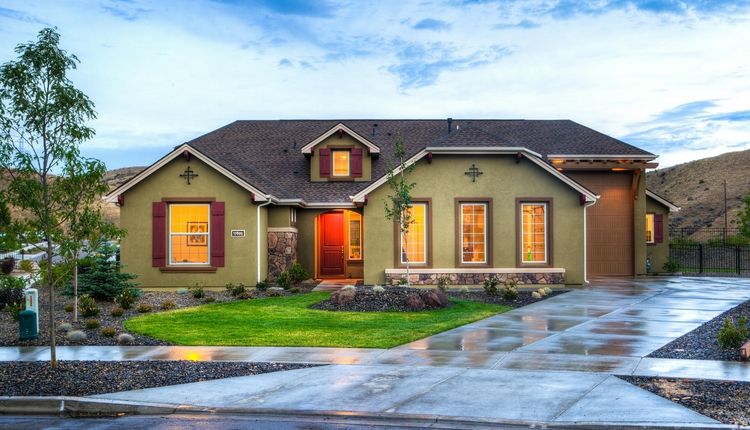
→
(646, 149, 750, 235)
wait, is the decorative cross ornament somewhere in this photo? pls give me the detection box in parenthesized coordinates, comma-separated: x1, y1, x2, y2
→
(464, 164, 483, 182)
(180, 166, 199, 184)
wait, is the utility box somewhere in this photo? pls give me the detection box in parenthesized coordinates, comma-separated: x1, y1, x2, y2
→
(24, 288, 39, 334)
(19, 310, 38, 341)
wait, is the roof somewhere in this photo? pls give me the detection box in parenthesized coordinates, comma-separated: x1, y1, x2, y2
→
(646, 189, 680, 212)
(180, 119, 653, 204)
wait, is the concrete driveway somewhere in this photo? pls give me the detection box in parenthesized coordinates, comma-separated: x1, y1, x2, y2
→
(91, 277, 750, 427)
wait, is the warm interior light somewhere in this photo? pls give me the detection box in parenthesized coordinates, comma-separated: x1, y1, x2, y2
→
(550, 159, 565, 165)
(611, 167, 628, 171)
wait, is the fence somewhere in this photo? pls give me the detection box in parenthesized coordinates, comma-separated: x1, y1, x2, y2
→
(670, 244, 750, 276)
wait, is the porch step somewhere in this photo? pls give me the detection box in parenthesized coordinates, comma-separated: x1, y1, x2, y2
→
(312, 279, 361, 292)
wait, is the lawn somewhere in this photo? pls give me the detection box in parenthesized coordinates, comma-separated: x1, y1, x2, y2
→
(124, 292, 509, 348)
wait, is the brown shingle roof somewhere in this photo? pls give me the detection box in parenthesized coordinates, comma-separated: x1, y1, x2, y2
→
(186, 119, 654, 203)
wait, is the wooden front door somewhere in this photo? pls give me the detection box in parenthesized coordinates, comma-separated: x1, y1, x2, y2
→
(319, 212, 345, 277)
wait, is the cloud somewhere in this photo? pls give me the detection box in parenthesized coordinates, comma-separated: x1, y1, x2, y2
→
(213, 0, 337, 17)
(708, 110, 750, 122)
(278, 58, 293, 67)
(412, 18, 452, 31)
(0, 6, 47, 24)
(652, 100, 718, 122)
(101, 1, 150, 21)
(493, 19, 541, 29)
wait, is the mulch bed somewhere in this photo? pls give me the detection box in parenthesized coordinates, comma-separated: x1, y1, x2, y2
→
(619, 375, 750, 426)
(648, 298, 750, 361)
(310, 286, 568, 312)
(0, 361, 317, 397)
(0, 283, 317, 347)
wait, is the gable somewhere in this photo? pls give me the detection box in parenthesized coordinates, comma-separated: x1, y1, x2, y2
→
(310, 133, 372, 182)
(300, 122, 380, 155)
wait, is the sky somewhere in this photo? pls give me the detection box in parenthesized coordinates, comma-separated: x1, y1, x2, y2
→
(1, 0, 749, 170)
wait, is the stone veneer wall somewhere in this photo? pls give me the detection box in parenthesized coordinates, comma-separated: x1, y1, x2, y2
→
(385, 271, 565, 286)
(267, 227, 298, 280)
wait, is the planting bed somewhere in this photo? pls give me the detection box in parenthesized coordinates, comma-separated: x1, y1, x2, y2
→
(648, 298, 750, 361)
(0, 361, 316, 397)
(448, 289, 568, 308)
(620, 375, 750, 426)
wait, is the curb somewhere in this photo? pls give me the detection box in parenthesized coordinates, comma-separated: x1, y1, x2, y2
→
(0, 397, 744, 429)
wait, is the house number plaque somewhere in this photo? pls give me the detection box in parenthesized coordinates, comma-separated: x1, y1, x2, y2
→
(231, 230, 246, 237)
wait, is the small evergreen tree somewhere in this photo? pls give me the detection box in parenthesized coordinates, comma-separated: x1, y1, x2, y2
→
(383, 135, 416, 286)
(738, 194, 750, 239)
(67, 244, 137, 301)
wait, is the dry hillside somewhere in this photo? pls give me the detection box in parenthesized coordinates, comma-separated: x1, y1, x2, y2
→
(646, 149, 750, 234)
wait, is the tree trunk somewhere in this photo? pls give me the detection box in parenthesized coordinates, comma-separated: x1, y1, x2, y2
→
(47, 239, 56, 368)
(404, 233, 410, 287)
(73, 261, 78, 322)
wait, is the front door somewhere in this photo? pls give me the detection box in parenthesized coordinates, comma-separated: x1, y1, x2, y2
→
(319, 212, 345, 277)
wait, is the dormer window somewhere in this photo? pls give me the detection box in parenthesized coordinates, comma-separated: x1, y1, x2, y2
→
(332, 150, 350, 177)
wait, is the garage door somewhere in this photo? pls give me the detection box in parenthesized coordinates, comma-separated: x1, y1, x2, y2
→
(568, 172, 634, 276)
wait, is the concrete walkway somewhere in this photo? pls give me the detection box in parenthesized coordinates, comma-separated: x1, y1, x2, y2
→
(6, 277, 750, 426)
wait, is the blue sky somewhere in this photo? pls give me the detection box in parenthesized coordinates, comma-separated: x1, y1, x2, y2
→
(1, 0, 749, 169)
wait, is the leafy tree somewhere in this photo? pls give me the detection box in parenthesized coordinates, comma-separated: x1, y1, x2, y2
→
(738, 194, 750, 239)
(0, 28, 104, 367)
(383, 135, 416, 286)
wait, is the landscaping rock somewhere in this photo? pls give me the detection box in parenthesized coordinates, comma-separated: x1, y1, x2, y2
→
(420, 289, 449, 307)
(331, 288, 356, 305)
(406, 293, 425, 311)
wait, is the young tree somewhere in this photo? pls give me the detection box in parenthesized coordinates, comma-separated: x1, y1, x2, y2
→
(739, 194, 750, 239)
(0, 28, 104, 367)
(383, 135, 416, 286)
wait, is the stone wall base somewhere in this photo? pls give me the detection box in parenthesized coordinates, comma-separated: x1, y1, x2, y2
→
(268, 227, 298, 280)
(385, 270, 565, 286)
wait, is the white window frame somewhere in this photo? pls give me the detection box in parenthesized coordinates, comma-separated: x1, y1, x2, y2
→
(168, 203, 211, 266)
(460, 202, 488, 264)
(331, 149, 350, 177)
(348, 212, 363, 260)
(400, 202, 427, 265)
(645, 213, 655, 244)
(520, 202, 547, 264)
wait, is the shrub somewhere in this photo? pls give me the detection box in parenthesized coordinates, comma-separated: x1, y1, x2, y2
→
(58, 322, 73, 332)
(64, 303, 74, 312)
(18, 259, 34, 273)
(398, 278, 408, 286)
(276, 271, 292, 290)
(267, 289, 283, 297)
(117, 333, 134, 345)
(137, 303, 152, 313)
(663, 258, 680, 274)
(65, 244, 138, 300)
(78, 294, 99, 317)
(204, 296, 216, 303)
(66, 330, 87, 342)
(225, 283, 246, 297)
(460, 286, 470, 293)
(501, 283, 519, 301)
(342, 285, 356, 292)
(160, 300, 176, 310)
(238, 291, 255, 300)
(373, 285, 385, 294)
(0, 258, 15, 275)
(110, 307, 124, 317)
(6, 302, 24, 321)
(531, 291, 542, 299)
(256, 279, 270, 292)
(436, 276, 450, 293)
(115, 287, 139, 310)
(0, 275, 25, 309)
(483, 277, 500, 295)
(543, 287, 552, 295)
(288, 263, 310, 284)
(190, 285, 205, 299)
(101, 327, 117, 337)
(718, 316, 749, 349)
(536, 288, 547, 297)
(85, 319, 101, 329)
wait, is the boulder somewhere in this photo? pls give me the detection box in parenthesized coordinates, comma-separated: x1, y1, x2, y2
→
(331, 288, 356, 305)
(420, 289, 449, 308)
(405, 293, 425, 311)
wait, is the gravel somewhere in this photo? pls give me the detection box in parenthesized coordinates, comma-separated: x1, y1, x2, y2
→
(619, 375, 750, 426)
(0, 361, 317, 397)
(448, 289, 569, 308)
(648, 298, 750, 361)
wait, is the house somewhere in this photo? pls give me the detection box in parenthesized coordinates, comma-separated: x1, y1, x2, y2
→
(105, 119, 679, 288)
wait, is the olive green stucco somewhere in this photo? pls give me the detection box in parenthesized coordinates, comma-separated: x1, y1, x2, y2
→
(310, 134, 372, 182)
(362, 155, 586, 285)
(646, 196, 671, 274)
(120, 157, 267, 288)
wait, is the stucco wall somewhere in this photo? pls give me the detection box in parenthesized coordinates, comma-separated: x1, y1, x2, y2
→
(634, 172, 648, 275)
(646, 197, 671, 274)
(310, 134, 372, 182)
(120, 157, 267, 288)
(362, 155, 586, 285)
(268, 206, 292, 228)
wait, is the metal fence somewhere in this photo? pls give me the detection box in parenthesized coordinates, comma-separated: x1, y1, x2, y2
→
(670, 244, 750, 276)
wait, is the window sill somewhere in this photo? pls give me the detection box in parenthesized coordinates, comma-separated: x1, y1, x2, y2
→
(160, 266, 217, 273)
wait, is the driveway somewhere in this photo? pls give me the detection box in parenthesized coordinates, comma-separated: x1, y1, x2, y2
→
(91, 277, 750, 427)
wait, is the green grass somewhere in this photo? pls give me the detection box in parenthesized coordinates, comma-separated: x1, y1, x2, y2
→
(124, 292, 509, 348)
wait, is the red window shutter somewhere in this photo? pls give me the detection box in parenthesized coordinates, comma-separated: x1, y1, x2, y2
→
(351, 148, 363, 177)
(319, 148, 331, 177)
(152, 202, 166, 267)
(654, 214, 664, 243)
(211, 202, 225, 267)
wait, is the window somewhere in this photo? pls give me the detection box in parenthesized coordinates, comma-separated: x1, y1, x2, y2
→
(332, 150, 350, 176)
(400, 203, 427, 264)
(349, 212, 362, 260)
(520, 202, 547, 264)
(646, 213, 655, 244)
(459, 202, 488, 264)
(169, 204, 210, 265)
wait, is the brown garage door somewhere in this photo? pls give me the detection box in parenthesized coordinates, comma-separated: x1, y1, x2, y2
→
(568, 171, 634, 276)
